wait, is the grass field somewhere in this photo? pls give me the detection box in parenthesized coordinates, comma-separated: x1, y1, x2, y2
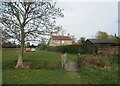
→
(2, 48, 119, 84)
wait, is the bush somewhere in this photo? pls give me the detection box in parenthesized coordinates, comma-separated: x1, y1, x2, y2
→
(37, 44, 49, 50)
(77, 54, 85, 70)
(82, 54, 119, 70)
(48, 44, 85, 54)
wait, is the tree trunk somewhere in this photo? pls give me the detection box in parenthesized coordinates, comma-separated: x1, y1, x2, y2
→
(15, 53, 24, 69)
(15, 27, 25, 69)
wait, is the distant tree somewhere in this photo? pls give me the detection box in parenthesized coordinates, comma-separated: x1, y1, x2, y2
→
(109, 34, 120, 44)
(31, 44, 36, 48)
(2, 41, 12, 48)
(0, 29, 2, 48)
(118, 37, 120, 44)
(78, 37, 85, 45)
(26, 42, 30, 48)
(1, 29, 9, 43)
(0, 1, 64, 68)
(37, 43, 48, 50)
(96, 31, 109, 39)
(96, 31, 120, 44)
(2, 41, 17, 48)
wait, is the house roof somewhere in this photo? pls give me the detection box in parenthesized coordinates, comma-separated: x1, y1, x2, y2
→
(51, 36, 72, 40)
(72, 41, 79, 44)
(86, 39, 115, 44)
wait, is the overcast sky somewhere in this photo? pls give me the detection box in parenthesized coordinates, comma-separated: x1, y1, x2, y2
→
(56, 0, 118, 40)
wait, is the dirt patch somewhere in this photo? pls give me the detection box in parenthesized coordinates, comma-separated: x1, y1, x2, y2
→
(65, 61, 78, 72)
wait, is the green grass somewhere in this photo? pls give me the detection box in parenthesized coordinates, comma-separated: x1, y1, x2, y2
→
(2, 48, 119, 84)
(2, 49, 77, 70)
(78, 67, 118, 84)
(3, 69, 83, 84)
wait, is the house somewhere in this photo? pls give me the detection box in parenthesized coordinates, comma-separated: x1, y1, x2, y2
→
(48, 35, 73, 46)
(85, 39, 119, 54)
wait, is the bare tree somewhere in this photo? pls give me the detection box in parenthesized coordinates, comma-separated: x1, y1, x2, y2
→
(0, 1, 64, 68)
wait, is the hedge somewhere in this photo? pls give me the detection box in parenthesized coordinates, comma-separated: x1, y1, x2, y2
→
(48, 44, 85, 54)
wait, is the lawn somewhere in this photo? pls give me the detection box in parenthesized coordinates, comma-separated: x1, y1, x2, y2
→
(2, 48, 119, 84)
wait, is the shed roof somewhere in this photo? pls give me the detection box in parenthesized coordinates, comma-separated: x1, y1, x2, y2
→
(51, 36, 72, 40)
(87, 39, 114, 44)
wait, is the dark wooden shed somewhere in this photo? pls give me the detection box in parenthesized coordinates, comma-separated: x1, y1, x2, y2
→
(85, 39, 119, 54)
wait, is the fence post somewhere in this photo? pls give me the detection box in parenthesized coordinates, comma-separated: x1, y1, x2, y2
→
(77, 52, 81, 68)
(64, 53, 68, 69)
(60, 53, 68, 69)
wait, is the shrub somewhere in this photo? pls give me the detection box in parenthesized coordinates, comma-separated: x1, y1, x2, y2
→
(82, 54, 119, 70)
(37, 44, 49, 50)
(48, 44, 85, 54)
(77, 54, 85, 70)
(83, 57, 101, 68)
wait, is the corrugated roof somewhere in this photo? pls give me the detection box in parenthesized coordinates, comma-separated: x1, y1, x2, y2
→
(51, 36, 72, 40)
(87, 39, 114, 44)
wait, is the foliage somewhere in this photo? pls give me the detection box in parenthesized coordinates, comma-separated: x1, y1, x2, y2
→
(109, 35, 120, 44)
(26, 42, 30, 48)
(37, 43, 49, 50)
(77, 54, 85, 70)
(82, 54, 119, 70)
(96, 31, 109, 39)
(2, 41, 20, 48)
(78, 37, 85, 45)
(96, 31, 120, 44)
(48, 44, 85, 54)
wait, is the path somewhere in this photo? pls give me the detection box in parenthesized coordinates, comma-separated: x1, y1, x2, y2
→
(65, 61, 78, 72)
(65, 61, 80, 82)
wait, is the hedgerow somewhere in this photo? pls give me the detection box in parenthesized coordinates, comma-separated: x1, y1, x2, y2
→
(48, 44, 85, 54)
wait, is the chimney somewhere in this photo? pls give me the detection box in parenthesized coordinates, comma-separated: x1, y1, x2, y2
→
(67, 33, 73, 39)
(67, 33, 70, 36)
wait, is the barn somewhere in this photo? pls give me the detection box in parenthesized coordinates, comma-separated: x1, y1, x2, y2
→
(85, 39, 119, 54)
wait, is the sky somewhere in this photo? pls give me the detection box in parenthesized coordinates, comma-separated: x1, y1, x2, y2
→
(1, 0, 119, 45)
(55, 0, 118, 40)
